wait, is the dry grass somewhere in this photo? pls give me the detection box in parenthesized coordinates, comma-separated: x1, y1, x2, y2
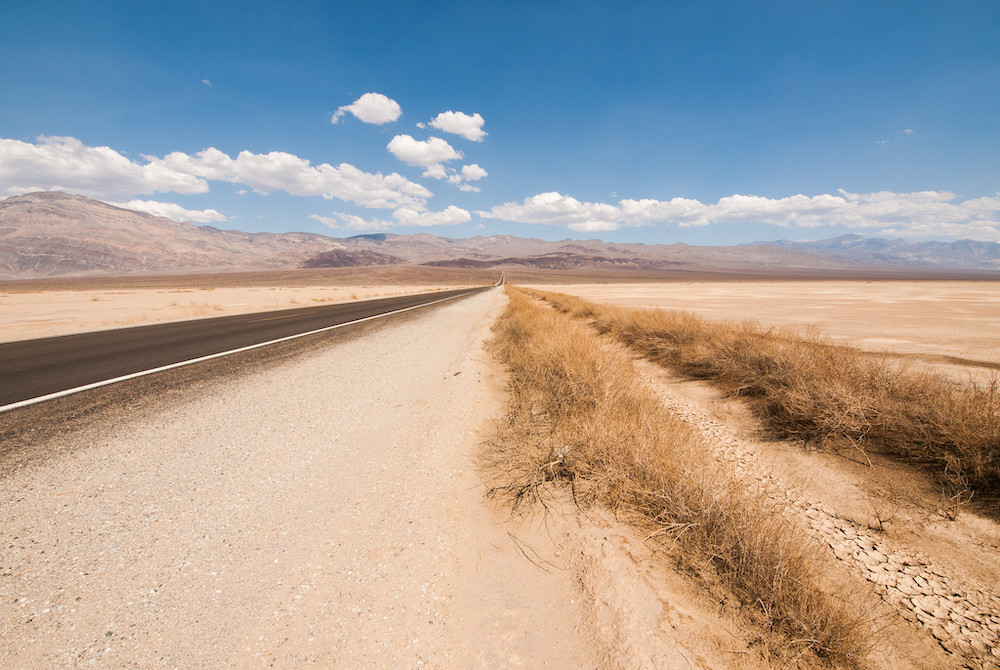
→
(529, 289, 1000, 508)
(484, 288, 874, 668)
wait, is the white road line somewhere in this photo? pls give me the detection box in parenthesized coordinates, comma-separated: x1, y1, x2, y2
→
(0, 290, 481, 414)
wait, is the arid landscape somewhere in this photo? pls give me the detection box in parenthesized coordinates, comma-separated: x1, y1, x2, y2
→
(3, 270, 998, 668)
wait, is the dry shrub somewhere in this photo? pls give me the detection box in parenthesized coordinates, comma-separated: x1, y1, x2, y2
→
(486, 288, 872, 667)
(530, 289, 1000, 505)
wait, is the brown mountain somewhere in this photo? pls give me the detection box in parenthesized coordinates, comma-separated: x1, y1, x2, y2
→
(0, 192, 353, 277)
(11, 191, 992, 280)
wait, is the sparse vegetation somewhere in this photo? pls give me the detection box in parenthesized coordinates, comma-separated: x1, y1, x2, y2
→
(528, 289, 1000, 509)
(484, 288, 874, 667)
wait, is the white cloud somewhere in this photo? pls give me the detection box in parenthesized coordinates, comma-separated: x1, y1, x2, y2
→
(0, 135, 431, 210)
(309, 213, 392, 231)
(0, 135, 208, 199)
(331, 92, 402, 125)
(479, 190, 1000, 240)
(460, 164, 487, 181)
(148, 146, 431, 209)
(386, 134, 462, 167)
(428, 111, 487, 142)
(111, 199, 228, 223)
(202, 79, 212, 87)
(393, 206, 471, 227)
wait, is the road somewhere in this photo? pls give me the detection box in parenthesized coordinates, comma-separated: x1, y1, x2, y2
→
(0, 286, 489, 409)
(0, 286, 606, 668)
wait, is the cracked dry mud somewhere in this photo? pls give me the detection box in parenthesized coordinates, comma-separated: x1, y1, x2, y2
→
(636, 361, 1000, 668)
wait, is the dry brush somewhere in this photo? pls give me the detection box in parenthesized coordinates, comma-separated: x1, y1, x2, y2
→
(484, 288, 874, 668)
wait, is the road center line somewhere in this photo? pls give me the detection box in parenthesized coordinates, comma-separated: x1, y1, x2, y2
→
(0, 289, 482, 414)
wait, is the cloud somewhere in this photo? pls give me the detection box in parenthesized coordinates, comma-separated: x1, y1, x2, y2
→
(460, 164, 487, 181)
(147, 146, 431, 209)
(428, 111, 487, 142)
(386, 134, 462, 167)
(111, 199, 228, 223)
(393, 205, 471, 227)
(875, 128, 916, 145)
(0, 135, 208, 200)
(331, 92, 402, 125)
(479, 190, 1000, 240)
(309, 213, 392, 231)
(202, 79, 212, 87)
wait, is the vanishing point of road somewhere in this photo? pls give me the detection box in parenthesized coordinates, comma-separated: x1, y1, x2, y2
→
(0, 286, 491, 410)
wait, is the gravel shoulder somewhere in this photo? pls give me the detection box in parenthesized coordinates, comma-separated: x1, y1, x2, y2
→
(0, 288, 600, 667)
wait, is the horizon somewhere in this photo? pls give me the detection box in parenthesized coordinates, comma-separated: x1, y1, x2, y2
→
(1, 2, 998, 245)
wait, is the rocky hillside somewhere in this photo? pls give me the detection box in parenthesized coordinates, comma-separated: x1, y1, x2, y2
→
(0, 192, 350, 276)
(4, 192, 998, 278)
(763, 234, 1000, 271)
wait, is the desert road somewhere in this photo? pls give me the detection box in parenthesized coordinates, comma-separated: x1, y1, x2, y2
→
(0, 285, 490, 410)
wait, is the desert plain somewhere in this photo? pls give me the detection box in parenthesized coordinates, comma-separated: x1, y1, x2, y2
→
(2, 272, 999, 668)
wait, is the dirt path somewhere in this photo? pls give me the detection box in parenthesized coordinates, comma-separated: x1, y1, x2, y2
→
(0, 289, 601, 667)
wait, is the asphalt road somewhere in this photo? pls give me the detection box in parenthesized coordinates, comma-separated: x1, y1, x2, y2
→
(0, 286, 490, 409)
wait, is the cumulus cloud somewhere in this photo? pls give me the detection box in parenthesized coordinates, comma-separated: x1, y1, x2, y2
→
(386, 134, 462, 167)
(0, 135, 207, 199)
(147, 146, 431, 209)
(111, 199, 228, 223)
(331, 92, 402, 125)
(479, 190, 1000, 240)
(393, 205, 471, 227)
(309, 213, 392, 231)
(202, 79, 212, 87)
(0, 135, 431, 210)
(428, 111, 487, 142)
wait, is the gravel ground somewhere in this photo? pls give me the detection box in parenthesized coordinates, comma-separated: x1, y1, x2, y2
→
(0, 288, 599, 668)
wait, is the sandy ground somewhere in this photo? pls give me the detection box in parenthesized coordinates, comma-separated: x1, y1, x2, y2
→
(0, 287, 766, 669)
(530, 282, 1000, 667)
(0, 290, 604, 667)
(0, 284, 467, 343)
(535, 281, 1000, 382)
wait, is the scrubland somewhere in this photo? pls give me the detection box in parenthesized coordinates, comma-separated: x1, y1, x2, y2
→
(484, 285, 1000, 668)
(484, 288, 876, 667)
(526, 288, 1000, 510)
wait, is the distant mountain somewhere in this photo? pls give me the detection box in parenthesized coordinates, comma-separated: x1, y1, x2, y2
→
(0, 192, 353, 276)
(762, 234, 1000, 271)
(4, 192, 996, 279)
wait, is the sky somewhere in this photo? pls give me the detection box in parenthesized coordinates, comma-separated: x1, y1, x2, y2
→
(1, 1, 999, 245)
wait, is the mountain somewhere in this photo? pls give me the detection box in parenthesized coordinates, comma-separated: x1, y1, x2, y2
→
(0, 192, 357, 276)
(763, 234, 1000, 271)
(3, 192, 997, 279)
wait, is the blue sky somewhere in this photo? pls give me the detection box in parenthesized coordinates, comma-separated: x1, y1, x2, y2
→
(2, 1, 999, 244)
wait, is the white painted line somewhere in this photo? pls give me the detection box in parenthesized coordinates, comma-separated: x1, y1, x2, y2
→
(0, 289, 481, 414)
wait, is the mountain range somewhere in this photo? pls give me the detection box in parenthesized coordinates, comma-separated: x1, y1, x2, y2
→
(1, 192, 998, 279)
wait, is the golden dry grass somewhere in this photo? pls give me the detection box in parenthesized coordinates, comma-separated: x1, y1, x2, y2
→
(484, 288, 874, 668)
(528, 289, 1000, 511)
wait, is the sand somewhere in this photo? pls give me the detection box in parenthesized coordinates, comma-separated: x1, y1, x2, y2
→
(0, 284, 466, 344)
(534, 281, 1000, 382)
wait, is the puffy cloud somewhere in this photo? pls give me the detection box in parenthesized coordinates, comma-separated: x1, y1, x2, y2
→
(480, 192, 624, 231)
(309, 213, 392, 231)
(0, 135, 431, 210)
(111, 199, 228, 223)
(0, 135, 207, 199)
(331, 92, 402, 125)
(386, 134, 462, 167)
(479, 190, 1000, 240)
(147, 147, 431, 209)
(393, 205, 471, 227)
(460, 164, 487, 181)
(428, 111, 487, 142)
(202, 79, 212, 87)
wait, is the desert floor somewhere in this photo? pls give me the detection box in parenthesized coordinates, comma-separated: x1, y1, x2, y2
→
(3, 278, 999, 667)
(533, 280, 1000, 383)
(0, 283, 470, 343)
